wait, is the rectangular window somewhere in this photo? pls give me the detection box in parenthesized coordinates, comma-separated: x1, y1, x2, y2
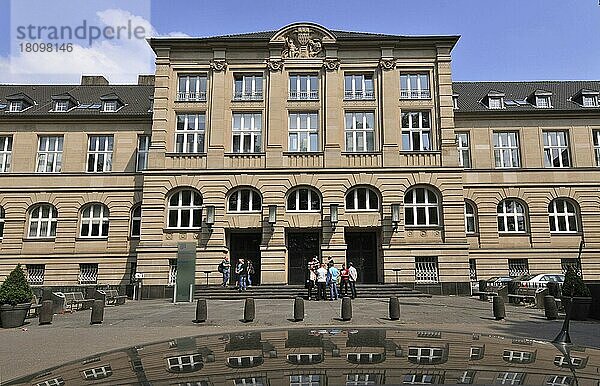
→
(168, 259, 177, 286)
(345, 112, 375, 152)
(103, 101, 118, 112)
(456, 132, 471, 168)
(344, 74, 374, 100)
(54, 100, 69, 112)
(400, 73, 430, 99)
(79, 263, 98, 285)
(288, 112, 318, 152)
(582, 95, 597, 107)
(36, 136, 63, 173)
(346, 374, 380, 386)
(493, 132, 520, 168)
(234, 75, 263, 100)
(508, 258, 529, 277)
(290, 375, 321, 386)
(0, 136, 12, 172)
(561, 258, 582, 276)
(469, 259, 477, 281)
(402, 111, 431, 151)
(543, 131, 570, 167)
(536, 96, 551, 108)
(232, 113, 262, 153)
(177, 74, 207, 101)
(26, 264, 45, 286)
(415, 257, 439, 283)
(175, 114, 205, 153)
(136, 135, 150, 171)
(593, 130, 600, 166)
(87, 135, 113, 172)
(488, 97, 503, 109)
(9, 101, 23, 112)
(289, 74, 318, 100)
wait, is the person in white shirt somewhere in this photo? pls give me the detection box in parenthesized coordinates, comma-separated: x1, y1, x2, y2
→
(316, 264, 328, 301)
(348, 262, 358, 299)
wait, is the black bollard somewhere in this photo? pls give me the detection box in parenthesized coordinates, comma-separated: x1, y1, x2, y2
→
(243, 298, 255, 322)
(389, 297, 400, 320)
(194, 298, 207, 323)
(544, 295, 558, 320)
(341, 297, 352, 321)
(493, 296, 505, 320)
(547, 282, 559, 298)
(39, 300, 53, 325)
(293, 297, 304, 321)
(478, 279, 487, 292)
(90, 299, 104, 325)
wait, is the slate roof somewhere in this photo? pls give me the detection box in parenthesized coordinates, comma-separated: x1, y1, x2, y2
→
(453, 81, 600, 113)
(0, 84, 153, 118)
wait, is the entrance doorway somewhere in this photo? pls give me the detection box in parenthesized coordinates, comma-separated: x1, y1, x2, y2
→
(345, 231, 378, 283)
(229, 232, 262, 285)
(287, 231, 320, 285)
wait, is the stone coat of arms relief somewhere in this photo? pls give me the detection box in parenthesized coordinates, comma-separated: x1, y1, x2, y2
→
(281, 27, 323, 59)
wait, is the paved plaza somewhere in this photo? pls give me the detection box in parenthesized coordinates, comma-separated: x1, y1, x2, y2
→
(0, 296, 599, 382)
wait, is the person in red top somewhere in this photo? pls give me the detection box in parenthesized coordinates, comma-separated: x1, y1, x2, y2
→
(340, 263, 350, 297)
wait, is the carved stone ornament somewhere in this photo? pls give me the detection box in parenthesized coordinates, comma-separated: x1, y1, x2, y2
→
(281, 27, 323, 59)
(165, 233, 173, 240)
(379, 58, 397, 71)
(420, 230, 427, 238)
(266, 58, 284, 72)
(323, 58, 340, 71)
(210, 59, 228, 72)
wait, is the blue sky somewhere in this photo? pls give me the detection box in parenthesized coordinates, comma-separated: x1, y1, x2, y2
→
(1, 0, 599, 83)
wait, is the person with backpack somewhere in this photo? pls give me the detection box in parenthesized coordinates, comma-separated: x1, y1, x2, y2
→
(236, 259, 247, 292)
(340, 263, 350, 297)
(218, 255, 230, 287)
(328, 263, 340, 301)
(348, 262, 358, 299)
(247, 260, 255, 286)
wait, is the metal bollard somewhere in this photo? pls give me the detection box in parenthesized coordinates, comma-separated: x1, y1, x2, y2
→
(341, 297, 352, 321)
(293, 297, 304, 321)
(39, 300, 53, 325)
(544, 295, 558, 320)
(194, 298, 207, 323)
(389, 297, 400, 320)
(547, 282, 560, 298)
(243, 298, 255, 322)
(493, 296, 505, 320)
(478, 279, 487, 292)
(90, 299, 104, 325)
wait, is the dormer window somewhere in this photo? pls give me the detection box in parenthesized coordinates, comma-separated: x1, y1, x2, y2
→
(536, 96, 551, 108)
(103, 100, 118, 112)
(528, 90, 553, 108)
(452, 94, 459, 109)
(583, 95, 598, 107)
(489, 97, 503, 109)
(6, 92, 34, 112)
(9, 101, 23, 112)
(100, 93, 123, 112)
(483, 90, 505, 109)
(54, 100, 69, 112)
(572, 89, 599, 107)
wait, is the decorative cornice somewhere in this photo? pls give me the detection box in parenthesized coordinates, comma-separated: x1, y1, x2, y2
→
(210, 59, 228, 72)
(379, 58, 396, 71)
(266, 58, 284, 72)
(323, 58, 340, 71)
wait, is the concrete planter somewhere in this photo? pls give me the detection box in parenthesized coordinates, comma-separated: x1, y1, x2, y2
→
(562, 297, 592, 321)
(0, 303, 31, 328)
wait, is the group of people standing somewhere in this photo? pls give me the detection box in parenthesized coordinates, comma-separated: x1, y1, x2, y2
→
(218, 256, 255, 292)
(307, 256, 358, 301)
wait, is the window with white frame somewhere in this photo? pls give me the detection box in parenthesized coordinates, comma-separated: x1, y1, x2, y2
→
(345, 112, 375, 152)
(346, 374, 379, 386)
(82, 365, 112, 380)
(508, 258, 530, 277)
(582, 94, 598, 107)
(54, 100, 69, 112)
(289, 74, 318, 100)
(9, 101, 24, 112)
(102, 100, 118, 112)
(488, 97, 503, 109)
(346, 187, 379, 210)
(403, 374, 435, 385)
(177, 74, 207, 101)
(0, 136, 12, 172)
(465, 201, 477, 234)
(287, 353, 323, 365)
(548, 199, 578, 233)
(232, 113, 262, 153)
(87, 135, 113, 172)
(543, 131, 570, 167)
(0, 206, 5, 239)
(287, 187, 321, 212)
(136, 135, 150, 171)
(502, 350, 535, 364)
(592, 130, 600, 166)
(493, 132, 520, 168)
(80, 203, 109, 238)
(289, 112, 318, 152)
(36, 136, 63, 173)
(469, 346, 484, 360)
(131, 204, 142, 238)
(347, 353, 384, 364)
(26, 264, 45, 285)
(344, 74, 374, 99)
(234, 377, 266, 386)
(228, 188, 261, 212)
(168, 259, 177, 286)
(79, 263, 98, 285)
(415, 257, 439, 283)
(167, 189, 202, 229)
(497, 199, 527, 233)
(495, 372, 525, 385)
(290, 374, 321, 386)
(536, 96, 551, 108)
(404, 187, 440, 227)
(545, 375, 573, 386)
(227, 355, 264, 368)
(402, 111, 431, 151)
(553, 355, 586, 368)
(34, 377, 65, 386)
(175, 114, 205, 153)
(453, 95, 459, 109)
(458, 370, 476, 384)
(166, 354, 203, 373)
(456, 132, 471, 168)
(408, 347, 445, 364)
(400, 73, 430, 99)
(28, 204, 58, 238)
(234, 74, 263, 100)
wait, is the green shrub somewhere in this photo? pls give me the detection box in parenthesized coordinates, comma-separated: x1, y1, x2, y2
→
(561, 266, 591, 298)
(0, 264, 34, 306)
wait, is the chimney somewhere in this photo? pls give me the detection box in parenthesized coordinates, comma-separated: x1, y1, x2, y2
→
(138, 75, 155, 86)
(81, 75, 109, 86)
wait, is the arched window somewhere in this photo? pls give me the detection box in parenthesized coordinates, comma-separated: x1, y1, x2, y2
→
(464, 201, 477, 234)
(346, 187, 379, 210)
(80, 203, 109, 238)
(228, 188, 261, 212)
(497, 199, 527, 233)
(131, 204, 142, 238)
(0, 206, 4, 239)
(548, 199, 578, 233)
(28, 204, 58, 238)
(404, 186, 440, 226)
(287, 187, 321, 212)
(167, 189, 202, 229)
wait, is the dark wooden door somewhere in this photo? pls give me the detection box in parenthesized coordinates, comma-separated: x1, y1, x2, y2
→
(287, 232, 320, 284)
(345, 231, 378, 283)
(229, 232, 262, 284)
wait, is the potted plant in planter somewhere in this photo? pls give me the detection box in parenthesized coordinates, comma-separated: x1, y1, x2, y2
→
(561, 266, 592, 321)
(0, 264, 34, 328)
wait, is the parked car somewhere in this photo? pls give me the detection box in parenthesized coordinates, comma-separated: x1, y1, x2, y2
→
(518, 273, 564, 289)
